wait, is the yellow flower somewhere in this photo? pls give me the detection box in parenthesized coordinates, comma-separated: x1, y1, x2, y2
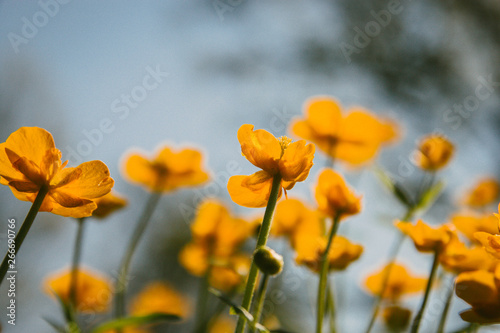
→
(396, 220, 453, 252)
(474, 232, 500, 260)
(227, 124, 315, 208)
(314, 169, 361, 219)
(209, 316, 235, 333)
(464, 178, 500, 208)
(294, 233, 363, 272)
(364, 263, 427, 301)
(439, 233, 496, 274)
(130, 282, 189, 318)
(44, 267, 112, 313)
(414, 134, 454, 171)
(123, 146, 209, 193)
(91, 191, 127, 218)
(0, 127, 114, 218)
(291, 96, 397, 166)
(178, 242, 251, 292)
(270, 198, 318, 237)
(455, 268, 500, 324)
(452, 213, 499, 243)
(382, 306, 412, 332)
(190, 200, 255, 257)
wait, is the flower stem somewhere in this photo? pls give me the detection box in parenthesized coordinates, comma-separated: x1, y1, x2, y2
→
(316, 214, 341, 333)
(436, 275, 455, 333)
(235, 174, 282, 333)
(251, 273, 270, 333)
(410, 249, 440, 333)
(326, 282, 336, 333)
(365, 206, 415, 333)
(194, 263, 212, 333)
(114, 191, 162, 319)
(0, 185, 49, 284)
(69, 218, 86, 307)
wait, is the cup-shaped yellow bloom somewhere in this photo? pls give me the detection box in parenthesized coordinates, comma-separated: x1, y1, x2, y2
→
(439, 234, 496, 274)
(190, 200, 255, 257)
(294, 234, 363, 272)
(396, 220, 453, 253)
(291, 96, 397, 166)
(44, 267, 112, 313)
(456, 269, 500, 323)
(315, 169, 361, 219)
(0, 127, 114, 217)
(270, 198, 318, 237)
(474, 232, 500, 260)
(382, 306, 412, 332)
(464, 178, 500, 208)
(91, 191, 127, 218)
(452, 213, 499, 243)
(414, 134, 454, 171)
(364, 263, 427, 301)
(130, 282, 189, 318)
(209, 316, 235, 333)
(123, 146, 209, 193)
(227, 124, 315, 208)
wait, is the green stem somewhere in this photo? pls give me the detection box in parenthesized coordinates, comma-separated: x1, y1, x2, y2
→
(410, 250, 440, 333)
(69, 217, 86, 308)
(194, 263, 212, 333)
(0, 185, 49, 284)
(436, 275, 455, 333)
(235, 174, 282, 333)
(365, 206, 415, 333)
(114, 191, 162, 319)
(316, 214, 341, 333)
(251, 274, 270, 333)
(326, 282, 336, 333)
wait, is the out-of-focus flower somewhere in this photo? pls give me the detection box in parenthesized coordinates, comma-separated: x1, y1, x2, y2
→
(314, 169, 361, 219)
(414, 134, 454, 171)
(396, 220, 453, 252)
(209, 316, 235, 333)
(123, 146, 209, 193)
(0, 127, 114, 217)
(190, 200, 255, 257)
(439, 233, 496, 274)
(294, 233, 363, 272)
(291, 97, 397, 166)
(364, 263, 427, 301)
(179, 242, 250, 292)
(91, 191, 127, 218)
(270, 198, 317, 237)
(227, 124, 315, 208)
(464, 178, 500, 208)
(455, 268, 500, 323)
(44, 267, 112, 313)
(452, 213, 499, 243)
(474, 232, 500, 260)
(130, 282, 189, 318)
(382, 306, 412, 332)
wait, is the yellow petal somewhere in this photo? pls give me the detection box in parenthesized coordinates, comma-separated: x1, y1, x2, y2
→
(455, 270, 498, 305)
(237, 124, 280, 174)
(130, 282, 189, 318)
(303, 97, 342, 137)
(124, 153, 158, 190)
(279, 140, 315, 182)
(227, 172, 280, 208)
(57, 160, 113, 199)
(51, 190, 94, 208)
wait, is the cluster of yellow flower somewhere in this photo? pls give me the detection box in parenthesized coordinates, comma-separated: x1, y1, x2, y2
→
(0, 96, 499, 333)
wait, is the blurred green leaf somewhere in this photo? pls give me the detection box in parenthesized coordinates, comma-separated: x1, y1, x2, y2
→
(373, 167, 413, 207)
(415, 180, 444, 212)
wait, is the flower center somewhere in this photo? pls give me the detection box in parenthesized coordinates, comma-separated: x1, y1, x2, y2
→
(278, 136, 292, 157)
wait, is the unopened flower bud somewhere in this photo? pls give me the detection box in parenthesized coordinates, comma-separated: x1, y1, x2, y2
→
(253, 246, 283, 276)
